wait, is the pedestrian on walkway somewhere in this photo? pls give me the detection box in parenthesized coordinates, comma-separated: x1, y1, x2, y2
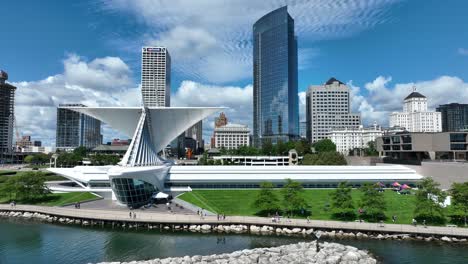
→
(392, 215, 396, 223)
(423, 220, 426, 228)
(307, 216, 310, 224)
(129, 212, 132, 218)
(133, 213, 136, 219)
(412, 218, 417, 226)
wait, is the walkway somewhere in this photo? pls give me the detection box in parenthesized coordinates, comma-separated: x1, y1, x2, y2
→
(1, 204, 467, 238)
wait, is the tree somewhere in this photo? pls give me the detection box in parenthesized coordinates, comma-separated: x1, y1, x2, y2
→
(281, 178, 307, 215)
(253, 182, 280, 215)
(261, 139, 274, 155)
(449, 182, 468, 226)
(312, 139, 336, 153)
(414, 177, 446, 225)
(0, 172, 50, 202)
(73, 146, 87, 157)
(364, 141, 379, 156)
(302, 152, 347, 165)
(360, 183, 386, 222)
(330, 182, 355, 220)
(275, 140, 288, 156)
(24, 153, 50, 165)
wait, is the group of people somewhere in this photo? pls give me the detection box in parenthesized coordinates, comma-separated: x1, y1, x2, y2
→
(129, 211, 136, 219)
(412, 218, 427, 227)
(217, 213, 226, 221)
(74, 202, 81, 209)
(197, 209, 207, 219)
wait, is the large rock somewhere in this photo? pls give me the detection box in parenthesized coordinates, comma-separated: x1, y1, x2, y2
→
(96, 241, 376, 264)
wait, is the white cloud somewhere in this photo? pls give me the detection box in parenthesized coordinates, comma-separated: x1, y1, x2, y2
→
(171, 81, 253, 140)
(100, 0, 400, 83)
(458, 48, 468, 56)
(12, 54, 140, 146)
(350, 76, 468, 127)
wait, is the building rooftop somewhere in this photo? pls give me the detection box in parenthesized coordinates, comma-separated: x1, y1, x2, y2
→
(92, 145, 128, 152)
(404, 91, 426, 100)
(325, 77, 345, 86)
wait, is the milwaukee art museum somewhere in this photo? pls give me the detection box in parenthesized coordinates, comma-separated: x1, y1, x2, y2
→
(48, 106, 423, 208)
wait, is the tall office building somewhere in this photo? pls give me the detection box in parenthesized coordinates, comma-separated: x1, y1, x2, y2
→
(56, 104, 102, 150)
(436, 103, 468, 132)
(0, 70, 15, 160)
(141, 47, 171, 107)
(306, 78, 361, 143)
(389, 88, 441, 132)
(253, 6, 299, 146)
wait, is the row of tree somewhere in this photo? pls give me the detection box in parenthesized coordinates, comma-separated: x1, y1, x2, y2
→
(330, 178, 468, 225)
(253, 179, 308, 216)
(253, 178, 468, 225)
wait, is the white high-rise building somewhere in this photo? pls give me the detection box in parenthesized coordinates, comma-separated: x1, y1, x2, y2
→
(141, 47, 171, 107)
(306, 78, 361, 143)
(214, 124, 250, 150)
(389, 88, 441, 132)
(329, 123, 383, 155)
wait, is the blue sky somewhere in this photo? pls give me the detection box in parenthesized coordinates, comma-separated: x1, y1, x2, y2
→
(1, 0, 468, 146)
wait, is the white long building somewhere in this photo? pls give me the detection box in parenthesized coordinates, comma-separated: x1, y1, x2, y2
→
(389, 89, 441, 132)
(214, 123, 250, 150)
(48, 106, 423, 208)
(306, 78, 361, 143)
(329, 124, 383, 155)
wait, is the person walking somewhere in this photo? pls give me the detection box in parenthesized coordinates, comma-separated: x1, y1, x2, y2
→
(412, 218, 417, 226)
(392, 215, 396, 223)
(129, 212, 132, 218)
(306, 216, 310, 224)
(133, 213, 136, 219)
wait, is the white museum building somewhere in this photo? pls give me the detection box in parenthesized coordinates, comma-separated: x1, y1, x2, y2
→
(48, 106, 422, 208)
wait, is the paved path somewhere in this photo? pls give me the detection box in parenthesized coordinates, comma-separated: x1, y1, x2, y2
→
(1, 204, 467, 238)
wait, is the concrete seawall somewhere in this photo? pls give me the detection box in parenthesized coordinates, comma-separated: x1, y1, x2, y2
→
(1, 204, 467, 242)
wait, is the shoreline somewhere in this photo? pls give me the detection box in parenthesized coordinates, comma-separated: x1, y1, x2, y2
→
(1, 205, 467, 244)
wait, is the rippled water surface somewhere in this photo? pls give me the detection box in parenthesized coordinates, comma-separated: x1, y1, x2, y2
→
(0, 219, 467, 264)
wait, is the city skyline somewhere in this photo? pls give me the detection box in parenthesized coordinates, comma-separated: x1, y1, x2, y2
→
(1, 0, 468, 146)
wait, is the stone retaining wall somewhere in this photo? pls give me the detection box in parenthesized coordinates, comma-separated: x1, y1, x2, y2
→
(1, 210, 466, 244)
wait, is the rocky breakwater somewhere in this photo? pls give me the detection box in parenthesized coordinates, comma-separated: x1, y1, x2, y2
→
(98, 241, 377, 264)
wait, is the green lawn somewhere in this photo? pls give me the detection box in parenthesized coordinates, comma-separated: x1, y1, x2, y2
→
(179, 189, 417, 224)
(0, 192, 98, 207)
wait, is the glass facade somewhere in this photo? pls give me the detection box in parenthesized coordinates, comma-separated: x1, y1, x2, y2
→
(436, 103, 468, 132)
(111, 178, 156, 208)
(56, 104, 102, 150)
(253, 6, 299, 146)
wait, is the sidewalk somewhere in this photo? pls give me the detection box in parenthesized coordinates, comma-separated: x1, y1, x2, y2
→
(1, 204, 467, 238)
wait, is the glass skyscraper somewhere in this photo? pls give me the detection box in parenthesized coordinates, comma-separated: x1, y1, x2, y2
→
(253, 6, 299, 146)
(436, 103, 468, 132)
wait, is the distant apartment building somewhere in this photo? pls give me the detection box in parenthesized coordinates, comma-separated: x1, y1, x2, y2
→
(389, 89, 441, 132)
(211, 112, 228, 148)
(253, 6, 299, 146)
(436, 103, 468, 132)
(329, 123, 383, 155)
(0, 70, 16, 159)
(306, 78, 361, 143)
(214, 123, 250, 150)
(16, 135, 42, 151)
(141, 46, 171, 107)
(56, 104, 102, 150)
(376, 131, 468, 161)
(299, 121, 307, 139)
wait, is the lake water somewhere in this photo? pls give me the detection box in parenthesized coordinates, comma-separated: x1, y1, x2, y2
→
(0, 219, 467, 264)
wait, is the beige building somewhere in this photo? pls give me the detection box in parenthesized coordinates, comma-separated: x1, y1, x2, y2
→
(214, 124, 250, 150)
(306, 78, 361, 143)
(330, 123, 383, 155)
(376, 132, 468, 161)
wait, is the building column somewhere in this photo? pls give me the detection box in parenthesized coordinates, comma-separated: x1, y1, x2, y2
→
(428, 151, 436, 161)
